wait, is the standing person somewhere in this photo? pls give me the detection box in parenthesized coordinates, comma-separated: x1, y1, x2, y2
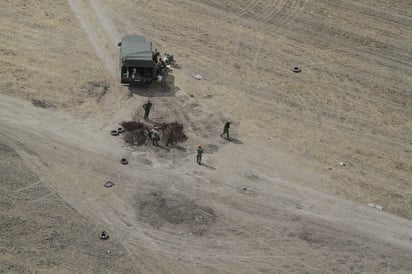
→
(221, 121, 231, 140)
(150, 127, 160, 146)
(143, 100, 153, 120)
(196, 144, 203, 165)
(166, 130, 176, 146)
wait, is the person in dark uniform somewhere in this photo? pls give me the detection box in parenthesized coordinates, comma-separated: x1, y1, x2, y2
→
(196, 144, 203, 165)
(166, 130, 176, 146)
(221, 121, 231, 140)
(152, 51, 160, 62)
(143, 100, 153, 120)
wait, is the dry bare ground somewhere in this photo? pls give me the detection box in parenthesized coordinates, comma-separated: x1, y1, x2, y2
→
(0, 0, 411, 273)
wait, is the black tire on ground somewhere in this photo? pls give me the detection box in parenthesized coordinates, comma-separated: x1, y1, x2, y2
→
(111, 130, 119, 136)
(292, 67, 302, 73)
(121, 158, 128, 165)
(104, 181, 114, 187)
(100, 231, 109, 240)
(117, 127, 125, 133)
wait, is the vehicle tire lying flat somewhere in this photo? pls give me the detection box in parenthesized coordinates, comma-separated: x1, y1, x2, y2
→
(104, 181, 114, 187)
(100, 231, 109, 240)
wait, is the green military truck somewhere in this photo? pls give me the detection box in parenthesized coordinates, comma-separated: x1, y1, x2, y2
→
(118, 34, 157, 85)
(118, 34, 174, 86)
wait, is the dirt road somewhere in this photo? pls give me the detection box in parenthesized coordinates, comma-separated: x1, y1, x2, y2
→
(1, 91, 412, 272)
(1, 0, 411, 273)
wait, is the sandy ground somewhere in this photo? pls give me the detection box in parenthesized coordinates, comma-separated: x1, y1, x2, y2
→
(1, 0, 412, 273)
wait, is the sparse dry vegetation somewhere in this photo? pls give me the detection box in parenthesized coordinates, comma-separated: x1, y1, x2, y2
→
(1, 0, 411, 272)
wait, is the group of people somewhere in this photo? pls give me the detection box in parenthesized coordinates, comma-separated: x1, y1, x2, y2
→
(152, 51, 172, 82)
(148, 126, 176, 147)
(144, 100, 177, 147)
(142, 99, 233, 165)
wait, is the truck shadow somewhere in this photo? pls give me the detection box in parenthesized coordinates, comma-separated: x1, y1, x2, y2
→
(128, 75, 177, 97)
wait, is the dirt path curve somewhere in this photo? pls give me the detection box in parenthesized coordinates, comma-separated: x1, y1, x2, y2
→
(2, 93, 412, 272)
(2, 0, 411, 272)
(0, 94, 184, 272)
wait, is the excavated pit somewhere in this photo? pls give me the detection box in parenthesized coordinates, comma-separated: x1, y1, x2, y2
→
(121, 121, 187, 146)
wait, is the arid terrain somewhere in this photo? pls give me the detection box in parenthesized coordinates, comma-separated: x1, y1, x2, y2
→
(1, 0, 411, 273)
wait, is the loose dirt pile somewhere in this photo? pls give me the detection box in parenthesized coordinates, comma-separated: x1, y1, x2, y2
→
(121, 121, 187, 146)
(158, 122, 187, 142)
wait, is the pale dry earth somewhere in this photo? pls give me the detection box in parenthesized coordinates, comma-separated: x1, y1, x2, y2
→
(1, 0, 412, 273)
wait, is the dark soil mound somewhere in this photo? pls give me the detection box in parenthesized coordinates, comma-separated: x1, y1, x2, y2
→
(121, 121, 146, 131)
(121, 121, 187, 146)
(121, 121, 148, 146)
(157, 122, 187, 142)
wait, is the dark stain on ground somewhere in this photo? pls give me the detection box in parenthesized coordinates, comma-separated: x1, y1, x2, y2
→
(31, 99, 54, 108)
(0, 143, 19, 157)
(122, 121, 148, 146)
(138, 191, 216, 235)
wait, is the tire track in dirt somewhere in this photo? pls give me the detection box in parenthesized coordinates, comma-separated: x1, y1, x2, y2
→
(67, 0, 116, 78)
(2, 94, 412, 271)
(235, 0, 260, 17)
(67, 1, 232, 255)
(260, 175, 412, 251)
(285, 0, 411, 127)
(0, 73, 232, 270)
(79, 0, 229, 142)
(250, 0, 308, 68)
(0, 95, 173, 271)
(90, 0, 119, 45)
(227, 0, 308, 69)
(0, 117, 173, 272)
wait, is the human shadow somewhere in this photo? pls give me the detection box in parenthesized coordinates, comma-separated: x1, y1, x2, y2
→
(230, 137, 243, 145)
(220, 136, 243, 144)
(157, 145, 170, 151)
(172, 145, 187, 152)
(200, 163, 216, 170)
(172, 63, 182, 69)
